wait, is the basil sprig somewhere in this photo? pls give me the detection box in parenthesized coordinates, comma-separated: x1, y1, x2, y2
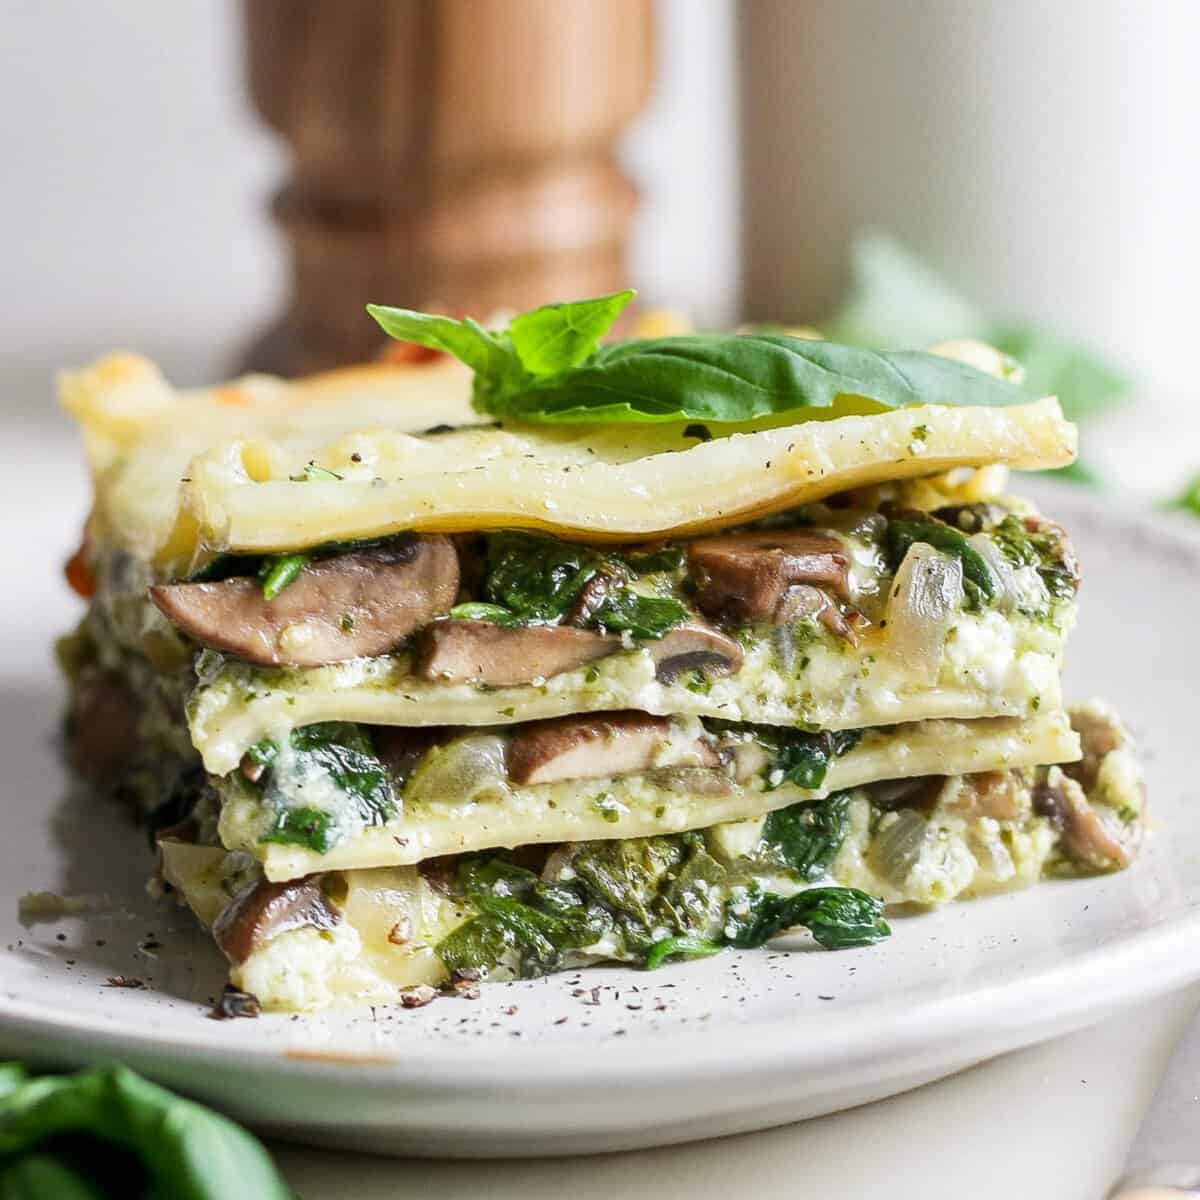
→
(367, 292, 1030, 426)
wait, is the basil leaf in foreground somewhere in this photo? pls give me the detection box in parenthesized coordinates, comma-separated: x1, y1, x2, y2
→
(364, 305, 509, 375)
(987, 324, 1131, 423)
(0, 1063, 290, 1200)
(507, 290, 635, 375)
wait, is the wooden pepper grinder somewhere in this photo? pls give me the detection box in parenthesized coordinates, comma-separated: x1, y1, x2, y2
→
(240, 0, 656, 375)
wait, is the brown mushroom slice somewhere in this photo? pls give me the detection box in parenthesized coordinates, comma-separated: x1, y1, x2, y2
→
(69, 673, 140, 784)
(647, 620, 744, 683)
(775, 584, 865, 644)
(212, 876, 340, 964)
(150, 535, 460, 668)
(688, 530, 851, 624)
(1033, 766, 1139, 871)
(1063, 704, 1126, 792)
(644, 765, 733, 797)
(417, 619, 620, 686)
(944, 771, 1025, 821)
(372, 725, 457, 785)
(507, 712, 719, 786)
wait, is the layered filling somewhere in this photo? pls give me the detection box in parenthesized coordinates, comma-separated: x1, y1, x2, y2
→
(159, 703, 1143, 1011)
(119, 483, 1081, 774)
(210, 710, 1078, 879)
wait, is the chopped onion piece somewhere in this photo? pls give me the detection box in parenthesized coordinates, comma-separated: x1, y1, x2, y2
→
(883, 543, 963, 685)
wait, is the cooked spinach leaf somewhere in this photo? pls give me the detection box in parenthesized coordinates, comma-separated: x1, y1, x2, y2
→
(186, 534, 403, 598)
(588, 590, 688, 639)
(484, 532, 602, 622)
(724, 885, 890, 950)
(759, 791, 853, 881)
(990, 514, 1078, 603)
(447, 601, 522, 626)
(644, 935, 723, 970)
(759, 729, 862, 792)
(260, 806, 337, 853)
(437, 856, 612, 976)
(479, 532, 687, 639)
(434, 800, 890, 977)
(252, 722, 396, 854)
(0, 1063, 290, 1200)
(624, 545, 686, 575)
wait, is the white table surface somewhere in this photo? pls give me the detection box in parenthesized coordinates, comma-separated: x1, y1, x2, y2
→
(7, 359, 1197, 1200)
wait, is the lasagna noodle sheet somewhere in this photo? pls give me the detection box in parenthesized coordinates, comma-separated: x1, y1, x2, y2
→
(218, 710, 1080, 881)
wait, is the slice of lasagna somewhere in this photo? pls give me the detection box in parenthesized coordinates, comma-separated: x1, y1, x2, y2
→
(56, 297, 1144, 1012)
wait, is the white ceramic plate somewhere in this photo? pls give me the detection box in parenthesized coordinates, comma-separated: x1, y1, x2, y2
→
(2, 449, 1199, 1157)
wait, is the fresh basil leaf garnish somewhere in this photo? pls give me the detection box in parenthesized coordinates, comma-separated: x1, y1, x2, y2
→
(504, 335, 1027, 425)
(368, 293, 1029, 427)
(507, 290, 635, 375)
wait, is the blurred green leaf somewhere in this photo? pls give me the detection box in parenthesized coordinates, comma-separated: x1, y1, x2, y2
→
(824, 230, 984, 348)
(823, 233, 1133, 435)
(1169, 473, 1200, 516)
(986, 324, 1131, 423)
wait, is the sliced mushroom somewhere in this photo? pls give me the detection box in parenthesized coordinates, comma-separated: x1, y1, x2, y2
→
(867, 775, 944, 814)
(372, 725, 457, 785)
(1064, 703, 1126, 792)
(417, 619, 620, 686)
(688, 530, 851, 624)
(561, 572, 614, 627)
(150, 535, 460, 668)
(647, 620, 744, 683)
(644, 765, 733, 797)
(212, 876, 340, 964)
(1033, 766, 1139, 871)
(507, 712, 718, 786)
(931, 502, 1007, 534)
(775, 584, 865, 643)
(69, 673, 140, 784)
(944, 771, 1024, 821)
